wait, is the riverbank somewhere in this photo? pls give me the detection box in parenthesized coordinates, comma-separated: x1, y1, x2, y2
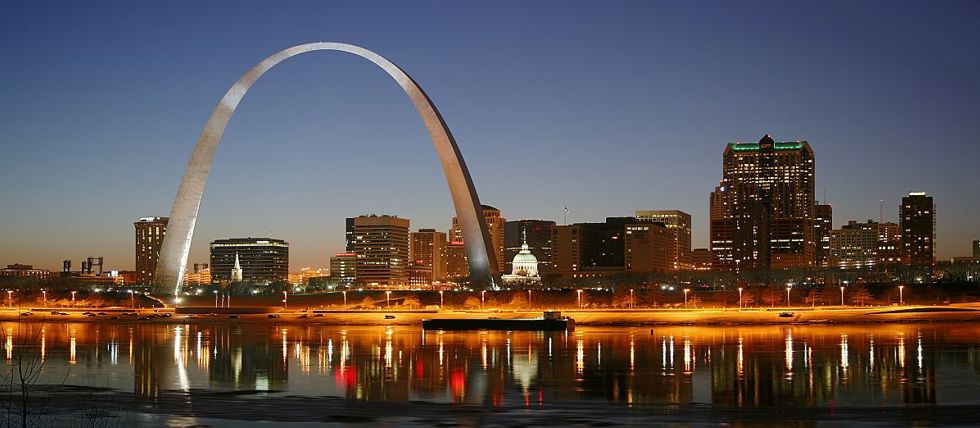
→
(2, 304, 980, 326)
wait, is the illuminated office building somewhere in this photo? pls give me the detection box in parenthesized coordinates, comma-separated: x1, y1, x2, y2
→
(410, 229, 446, 282)
(814, 204, 833, 268)
(831, 220, 879, 270)
(352, 215, 410, 288)
(901, 192, 935, 269)
(635, 210, 692, 271)
(711, 135, 816, 271)
(209, 237, 289, 284)
(134, 216, 168, 285)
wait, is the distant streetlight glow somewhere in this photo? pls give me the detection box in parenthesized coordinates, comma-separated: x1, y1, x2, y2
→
(283, 290, 288, 308)
(577, 289, 583, 308)
(840, 286, 845, 306)
(899, 285, 905, 305)
(738, 287, 743, 310)
(683, 288, 690, 308)
(785, 287, 791, 306)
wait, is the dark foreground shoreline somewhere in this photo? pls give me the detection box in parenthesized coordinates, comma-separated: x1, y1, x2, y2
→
(6, 387, 979, 426)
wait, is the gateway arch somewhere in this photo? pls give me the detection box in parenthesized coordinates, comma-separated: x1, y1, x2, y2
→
(154, 42, 499, 298)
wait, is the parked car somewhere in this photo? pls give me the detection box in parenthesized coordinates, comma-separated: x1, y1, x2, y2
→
(779, 312, 795, 318)
(384, 315, 396, 320)
(19, 312, 32, 317)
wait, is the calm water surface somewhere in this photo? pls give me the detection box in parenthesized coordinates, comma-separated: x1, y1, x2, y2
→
(5, 321, 980, 421)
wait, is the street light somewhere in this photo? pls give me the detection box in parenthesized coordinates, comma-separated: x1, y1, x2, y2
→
(683, 288, 690, 308)
(527, 290, 532, 308)
(785, 287, 791, 307)
(577, 289, 583, 308)
(6, 290, 12, 308)
(738, 287, 743, 310)
(481, 290, 486, 309)
(439, 290, 444, 308)
(227, 293, 231, 308)
(128, 290, 134, 308)
(42, 290, 47, 307)
(283, 290, 288, 309)
(342, 290, 347, 306)
(71, 291, 76, 308)
(840, 286, 845, 306)
(629, 288, 634, 310)
(386, 290, 391, 307)
(899, 285, 904, 305)
(214, 290, 218, 308)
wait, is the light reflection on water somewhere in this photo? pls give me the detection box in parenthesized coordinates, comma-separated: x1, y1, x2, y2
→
(3, 322, 980, 408)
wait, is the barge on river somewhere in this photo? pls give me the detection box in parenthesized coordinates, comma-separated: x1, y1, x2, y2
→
(422, 311, 574, 331)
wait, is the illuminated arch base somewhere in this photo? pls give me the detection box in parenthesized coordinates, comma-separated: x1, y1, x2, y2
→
(154, 42, 499, 298)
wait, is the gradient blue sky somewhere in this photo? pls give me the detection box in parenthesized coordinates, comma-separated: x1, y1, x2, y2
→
(1, 1, 978, 271)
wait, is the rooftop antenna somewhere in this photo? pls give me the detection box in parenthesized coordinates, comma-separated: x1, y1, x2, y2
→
(879, 199, 884, 223)
(563, 206, 568, 225)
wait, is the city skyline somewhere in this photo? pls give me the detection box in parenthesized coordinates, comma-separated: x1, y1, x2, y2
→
(2, 1, 980, 271)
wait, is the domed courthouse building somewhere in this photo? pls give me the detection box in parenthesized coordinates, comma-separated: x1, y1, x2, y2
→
(502, 230, 541, 285)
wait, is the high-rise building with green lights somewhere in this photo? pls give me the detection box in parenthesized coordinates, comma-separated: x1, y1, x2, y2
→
(710, 135, 816, 271)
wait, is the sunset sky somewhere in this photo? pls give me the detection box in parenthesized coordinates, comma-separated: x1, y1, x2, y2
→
(1, 0, 978, 270)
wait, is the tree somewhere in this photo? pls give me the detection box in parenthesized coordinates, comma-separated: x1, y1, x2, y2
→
(359, 296, 375, 309)
(611, 289, 632, 308)
(849, 286, 874, 306)
(400, 295, 422, 309)
(687, 295, 702, 308)
(804, 289, 823, 306)
(509, 292, 528, 308)
(636, 288, 663, 308)
(463, 296, 482, 309)
(761, 286, 782, 307)
(740, 290, 757, 307)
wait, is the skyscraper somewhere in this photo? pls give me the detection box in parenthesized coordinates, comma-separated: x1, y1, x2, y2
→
(209, 237, 289, 284)
(410, 229, 446, 282)
(352, 215, 410, 288)
(329, 253, 356, 286)
(830, 220, 879, 270)
(552, 217, 633, 279)
(635, 210, 692, 271)
(504, 220, 555, 274)
(134, 216, 168, 285)
(709, 186, 733, 271)
(711, 135, 816, 271)
(451, 205, 504, 272)
(624, 222, 672, 274)
(877, 222, 902, 267)
(814, 204, 833, 268)
(901, 192, 935, 269)
(444, 241, 469, 280)
(345, 217, 355, 253)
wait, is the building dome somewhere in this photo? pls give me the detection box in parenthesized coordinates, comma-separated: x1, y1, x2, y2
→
(508, 229, 539, 278)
